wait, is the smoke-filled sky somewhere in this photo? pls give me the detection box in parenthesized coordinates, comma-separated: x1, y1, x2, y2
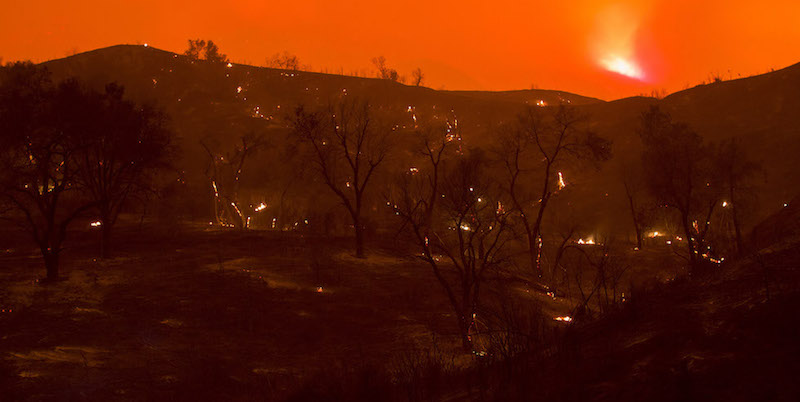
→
(2, 0, 799, 100)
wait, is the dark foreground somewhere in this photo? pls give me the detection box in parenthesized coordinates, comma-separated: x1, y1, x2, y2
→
(1, 223, 799, 401)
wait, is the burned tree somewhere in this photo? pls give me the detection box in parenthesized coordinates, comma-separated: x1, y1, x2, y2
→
(0, 64, 95, 280)
(73, 83, 173, 258)
(372, 56, 400, 82)
(267, 51, 301, 71)
(411, 67, 425, 87)
(290, 99, 390, 258)
(638, 106, 721, 270)
(495, 104, 610, 276)
(201, 133, 266, 229)
(619, 158, 655, 250)
(391, 126, 512, 351)
(715, 137, 761, 256)
(184, 39, 228, 63)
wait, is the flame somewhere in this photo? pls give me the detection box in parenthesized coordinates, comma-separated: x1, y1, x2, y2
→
(554, 316, 572, 322)
(592, 3, 649, 81)
(557, 171, 566, 190)
(601, 56, 645, 80)
(254, 202, 267, 212)
(90, 221, 102, 227)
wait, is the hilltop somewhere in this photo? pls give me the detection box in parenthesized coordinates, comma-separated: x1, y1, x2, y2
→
(37, 44, 800, 224)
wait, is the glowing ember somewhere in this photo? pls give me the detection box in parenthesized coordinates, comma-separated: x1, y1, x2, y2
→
(554, 316, 573, 322)
(90, 221, 102, 227)
(576, 238, 595, 245)
(254, 202, 267, 212)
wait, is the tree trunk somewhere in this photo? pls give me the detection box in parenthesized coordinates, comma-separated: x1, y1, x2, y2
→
(100, 211, 112, 259)
(528, 234, 539, 276)
(730, 190, 743, 256)
(459, 315, 473, 352)
(44, 250, 60, 281)
(624, 182, 643, 249)
(682, 214, 697, 272)
(354, 218, 365, 259)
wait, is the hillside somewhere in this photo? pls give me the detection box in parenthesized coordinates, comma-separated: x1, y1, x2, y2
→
(38, 44, 800, 225)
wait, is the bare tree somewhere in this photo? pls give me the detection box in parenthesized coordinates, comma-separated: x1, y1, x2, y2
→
(638, 106, 721, 271)
(411, 67, 425, 87)
(372, 56, 400, 82)
(619, 158, 654, 249)
(267, 51, 301, 71)
(495, 104, 610, 277)
(290, 99, 390, 258)
(184, 39, 228, 63)
(390, 128, 513, 351)
(0, 64, 95, 280)
(563, 239, 628, 318)
(715, 137, 761, 255)
(201, 134, 266, 229)
(73, 83, 173, 258)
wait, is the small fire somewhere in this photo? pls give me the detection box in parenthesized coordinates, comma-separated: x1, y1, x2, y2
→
(647, 231, 661, 238)
(536, 100, 547, 107)
(90, 221, 102, 227)
(554, 316, 572, 322)
(557, 172, 566, 190)
(316, 286, 324, 293)
(254, 202, 267, 212)
(576, 238, 595, 245)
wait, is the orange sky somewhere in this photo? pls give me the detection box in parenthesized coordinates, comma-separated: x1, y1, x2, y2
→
(2, 0, 799, 100)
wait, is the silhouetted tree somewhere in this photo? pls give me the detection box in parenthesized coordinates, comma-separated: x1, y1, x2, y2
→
(638, 106, 720, 271)
(619, 158, 655, 249)
(73, 83, 174, 258)
(184, 39, 228, 63)
(201, 134, 266, 229)
(495, 104, 610, 276)
(290, 99, 390, 258)
(267, 51, 301, 71)
(715, 137, 761, 255)
(0, 63, 95, 280)
(372, 56, 399, 82)
(390, 144, 512, 352)
(411, 67, 424, 87)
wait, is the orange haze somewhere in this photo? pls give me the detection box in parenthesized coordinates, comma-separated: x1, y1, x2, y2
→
(2, 0, 799, 100)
